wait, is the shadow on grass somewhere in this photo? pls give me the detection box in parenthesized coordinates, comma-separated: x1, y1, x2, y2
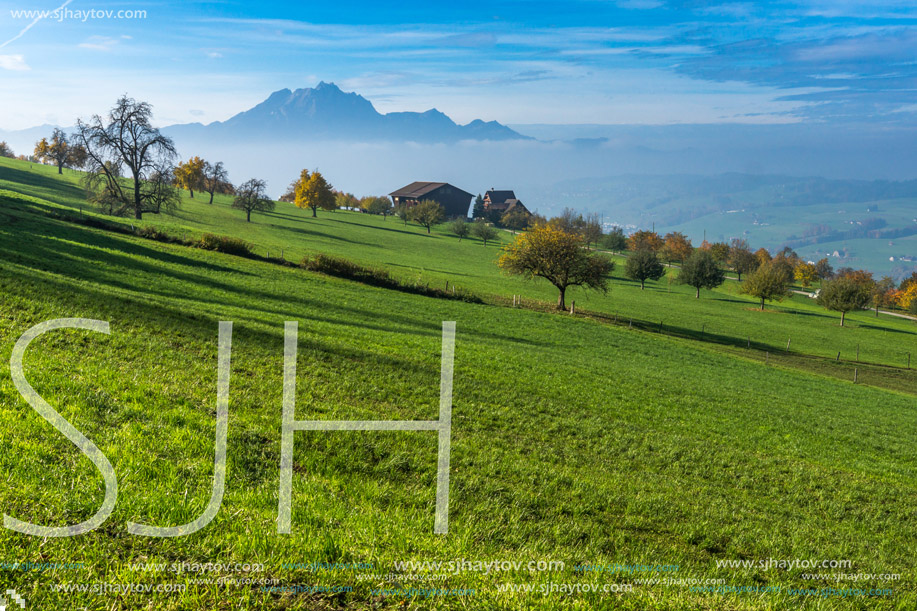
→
(0, 165, 86, 206)
(0, 206, 551, 349)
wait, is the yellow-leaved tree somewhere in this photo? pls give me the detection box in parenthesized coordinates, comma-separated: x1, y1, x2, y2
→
(794, 262, 818, 288)
(498, 222, 613, 310)
(175, 156, 206, 198)
(293, 169, 336, 217)
(899, 283, 917, 312)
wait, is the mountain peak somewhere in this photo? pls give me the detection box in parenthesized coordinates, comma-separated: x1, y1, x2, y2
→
(197, 82, 529, 142)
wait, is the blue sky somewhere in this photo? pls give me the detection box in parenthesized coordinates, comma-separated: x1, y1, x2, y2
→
(0, 0, 915, 129)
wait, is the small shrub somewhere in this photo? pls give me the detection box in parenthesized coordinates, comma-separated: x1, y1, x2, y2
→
(199, 233, 252, 256)
(301, 254, 482, 303)
(136, 226, 170, 241)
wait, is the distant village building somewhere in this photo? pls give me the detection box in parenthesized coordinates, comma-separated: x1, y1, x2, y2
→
(483, 189, 531, 216)
(389, 182, 474, 217)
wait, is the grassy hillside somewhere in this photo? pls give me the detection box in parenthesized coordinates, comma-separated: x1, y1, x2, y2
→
(2, 160, 917, 609)
(3, 157, 916, 379)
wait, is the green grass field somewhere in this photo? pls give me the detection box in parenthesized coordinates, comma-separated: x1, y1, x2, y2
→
(2, 157, 917, 609)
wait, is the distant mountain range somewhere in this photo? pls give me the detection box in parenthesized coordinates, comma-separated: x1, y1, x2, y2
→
(164, 82, 527, 143)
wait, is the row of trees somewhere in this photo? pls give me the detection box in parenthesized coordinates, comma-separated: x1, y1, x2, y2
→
(26, 96, 332, 225)
(494, 211, 912, 323)
(174, 156, 233, 204)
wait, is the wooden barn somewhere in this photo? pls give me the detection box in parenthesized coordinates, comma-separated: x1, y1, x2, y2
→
(389, 182, 474, 218)
(484, 189, 531, 216)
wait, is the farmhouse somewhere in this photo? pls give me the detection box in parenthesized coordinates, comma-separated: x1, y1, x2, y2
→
(483, 189, 530, 216)
(389, 182, 474, 218)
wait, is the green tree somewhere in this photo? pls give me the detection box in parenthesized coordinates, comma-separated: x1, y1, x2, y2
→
(740, 260, 793, 311)
(335, 191, 360, 210)
(602, 227, 627, 254)
(728, 239, 757, 281)
(411, 200, 445, 234)
(232, 178, 274, 222)
(498, 223, 613, 310)
(580, 212, 603, 248)
(0, 141, 14, 158)
(362, 196, 392, 218)
(678, 249, 726, 298)
(472, 219, 499, 246)
(472, 194, 486, 218)
(293, 169, 336, 217)
(501, 209, 531, 234)
(814, 257, 834, 280)
(625, 249, 665, 290)
(708, 242, 730, 264)
(451, 218, 470, 241)
(394, 203, 411, 226)
(817, 275, 872, 326)
(872, 276, 897, 316)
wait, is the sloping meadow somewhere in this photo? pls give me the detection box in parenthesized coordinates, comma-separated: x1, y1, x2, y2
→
(0, 198, 916, 609)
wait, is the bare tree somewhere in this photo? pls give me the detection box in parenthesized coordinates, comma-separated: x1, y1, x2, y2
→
(74, 95, 179, 219)
(232, 178, 274, 222)
(203, 160, 231, 204)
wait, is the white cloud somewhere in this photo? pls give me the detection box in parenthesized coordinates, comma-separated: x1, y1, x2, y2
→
(79, 36, 119, 51)
(0, 54, 30, 71)
(206, 51, 223, 58)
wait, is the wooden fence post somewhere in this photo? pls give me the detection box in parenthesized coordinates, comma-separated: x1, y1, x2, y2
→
(786, 338, 791, 352)
(854, 368, 858, 384)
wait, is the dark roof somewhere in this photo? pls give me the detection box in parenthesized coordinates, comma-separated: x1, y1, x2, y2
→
(485, 189, 517, 205)
(390, 181, 473, 199)
(505, 200, 530, 215)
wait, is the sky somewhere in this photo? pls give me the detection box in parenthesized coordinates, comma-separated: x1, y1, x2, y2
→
(0, 0, 916, 130)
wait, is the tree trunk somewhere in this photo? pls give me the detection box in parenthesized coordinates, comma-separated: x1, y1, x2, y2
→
(760, 298, 765, 311)
(875, 305, 879, 317)
(247, 210, 251, 222)
(208, 191, 214, 205)
(557, 287, 566, 310)
(841, 311, 846, 327)
(640, 279, 645, 290)
(695, 287, 700, 299)
(312, 206, 317, 218)
(57, 163, 63, 174)
(134, 180, 143, 220)
(190, 189, 194, 198)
